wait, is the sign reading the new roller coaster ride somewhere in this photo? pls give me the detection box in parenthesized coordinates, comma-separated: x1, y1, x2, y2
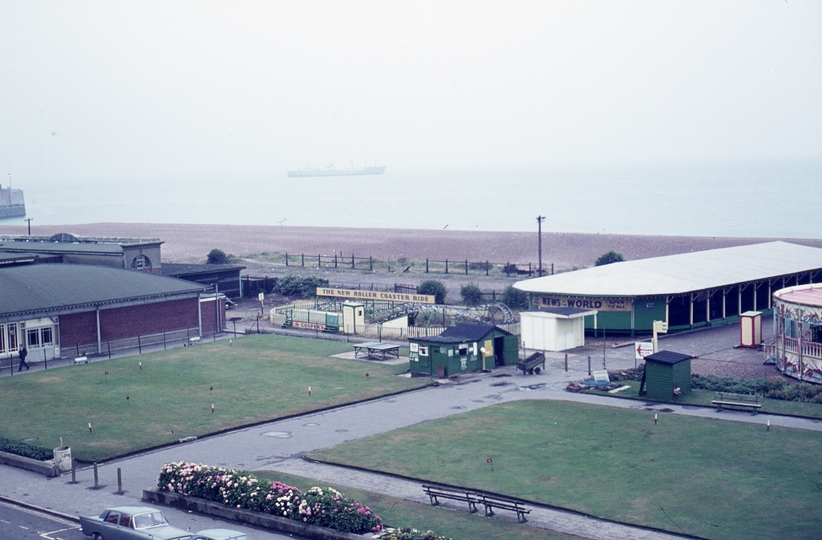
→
(316, 287, 436, 304)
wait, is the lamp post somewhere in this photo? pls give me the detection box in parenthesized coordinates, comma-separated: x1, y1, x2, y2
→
(536, 216, 545, 277)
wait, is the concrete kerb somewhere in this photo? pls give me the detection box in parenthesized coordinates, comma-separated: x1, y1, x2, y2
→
(0, 494, 80, 523)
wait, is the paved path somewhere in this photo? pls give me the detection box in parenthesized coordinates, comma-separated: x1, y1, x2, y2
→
(1, 325, 817, 540)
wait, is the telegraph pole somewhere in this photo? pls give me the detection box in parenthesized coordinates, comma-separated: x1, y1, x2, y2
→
(24, 218, 33, 235)
(536, 216, 545, 277)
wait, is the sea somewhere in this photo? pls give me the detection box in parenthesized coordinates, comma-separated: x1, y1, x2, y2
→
(3, 159, 821, 239)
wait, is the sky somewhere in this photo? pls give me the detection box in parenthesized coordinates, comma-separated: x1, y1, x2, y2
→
(2, 1, 821, 182)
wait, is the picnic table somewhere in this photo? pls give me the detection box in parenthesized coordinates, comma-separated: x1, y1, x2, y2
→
(352, 342, 401, 360)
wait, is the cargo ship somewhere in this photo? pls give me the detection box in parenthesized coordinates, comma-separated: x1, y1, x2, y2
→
(0, 184, 25, 219)
(287, 162, 386, 178)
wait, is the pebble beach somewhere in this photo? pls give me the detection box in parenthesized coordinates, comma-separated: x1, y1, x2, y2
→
(3, 222, 822, 271)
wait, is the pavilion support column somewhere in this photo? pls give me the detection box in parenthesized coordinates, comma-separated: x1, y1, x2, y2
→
(706, 292, 711, 323)
(96, 307, 102, 354)
(689, 293, 694, 326)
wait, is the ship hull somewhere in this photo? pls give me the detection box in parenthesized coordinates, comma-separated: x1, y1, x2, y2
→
(0, 205, 26, 219)
(287, 166, 386, 178)
(0, 187, 25, 218)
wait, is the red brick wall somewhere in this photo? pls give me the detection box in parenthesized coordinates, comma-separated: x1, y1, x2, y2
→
(59, 297, 203, 348)
(200, 297, 226, 336)
(59, 311, 98, 349)
(99, 298, 200, 341)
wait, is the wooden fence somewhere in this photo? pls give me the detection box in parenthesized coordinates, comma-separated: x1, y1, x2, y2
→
(283, 253, 553, 277)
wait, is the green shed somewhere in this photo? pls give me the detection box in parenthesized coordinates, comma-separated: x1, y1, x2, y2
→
(409, 323, 519, 377)
(639, 350, 692, 401)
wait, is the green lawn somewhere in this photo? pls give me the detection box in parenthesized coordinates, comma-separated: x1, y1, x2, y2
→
(255, 470, 579, 540)
(0, 335, 428, 461)
(306, 400, 822, 540)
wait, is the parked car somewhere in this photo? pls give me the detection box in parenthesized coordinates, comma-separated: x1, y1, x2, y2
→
(189, 529, 250, 540)
(225, 298, 236, 309)
(79, 505, 190, 540)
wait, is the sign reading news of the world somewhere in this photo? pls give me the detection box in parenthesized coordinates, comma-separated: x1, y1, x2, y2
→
(316, 287, 436, 304)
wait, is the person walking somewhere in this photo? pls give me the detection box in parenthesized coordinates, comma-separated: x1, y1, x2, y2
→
(18, 346, 30, 371)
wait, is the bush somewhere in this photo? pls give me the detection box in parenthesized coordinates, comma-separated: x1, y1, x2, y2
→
(502, 285, 528, 309)
(459, 283, 483, 307)
(0, 437, 54, 461)
(207, 249, 230, 264)
(382, 528, 452, 540)
(691, 375, 767, 395)
(417, 280, 447, 304)
(595, 251, 624, 266)
(158, 462, 382, 534)
(273, 275, 329, 298)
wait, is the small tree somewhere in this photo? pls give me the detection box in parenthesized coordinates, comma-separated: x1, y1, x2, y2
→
(460, 283, 483, 307)
(273, 275, 329, 298)
(207, 249, 229, 264)
(417, 279, 448, 304)
(595, 250, 624, 266)
(502, 285, 529, 310)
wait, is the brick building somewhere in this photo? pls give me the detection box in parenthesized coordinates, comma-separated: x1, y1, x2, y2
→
(0, 264, 226, 363)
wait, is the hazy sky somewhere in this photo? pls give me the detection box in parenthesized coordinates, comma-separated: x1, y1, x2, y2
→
(2, 1, 821, 181)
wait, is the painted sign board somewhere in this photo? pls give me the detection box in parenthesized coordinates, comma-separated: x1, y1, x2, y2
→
(317, 287, 435, 304)
(293, 320, 325, 331)
(537, 295, 632, 312)
(635, 342, 654, 360)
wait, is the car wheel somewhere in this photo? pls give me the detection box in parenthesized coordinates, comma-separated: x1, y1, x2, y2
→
(92, 533, 104, 540)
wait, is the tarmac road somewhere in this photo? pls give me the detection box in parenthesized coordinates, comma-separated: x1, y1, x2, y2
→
(0, 324, 818, 540)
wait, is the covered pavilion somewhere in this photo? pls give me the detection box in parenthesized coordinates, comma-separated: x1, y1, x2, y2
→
(514, 241, 822, 335)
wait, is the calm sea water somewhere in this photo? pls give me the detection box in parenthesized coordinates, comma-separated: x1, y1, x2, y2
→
(5, 160, 821, 239)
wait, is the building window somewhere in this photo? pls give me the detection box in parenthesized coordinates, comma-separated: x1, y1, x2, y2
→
(41, 327, 54, 346)
(0, 324, 5, 354)
(6, 323, 17, 351)
(28, 328, 40, 347)
(132, 255, 152, 270)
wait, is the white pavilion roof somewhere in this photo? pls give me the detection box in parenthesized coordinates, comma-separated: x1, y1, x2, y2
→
(514, 241, 822, 298)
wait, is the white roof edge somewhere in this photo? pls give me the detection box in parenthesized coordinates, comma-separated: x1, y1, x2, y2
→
(514, 241, 822, 297)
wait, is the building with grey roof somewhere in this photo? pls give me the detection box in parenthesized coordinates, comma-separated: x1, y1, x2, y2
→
(0, 264, 225, 364)
(0, 233, 162, 273)
(514, 241, 822, 335)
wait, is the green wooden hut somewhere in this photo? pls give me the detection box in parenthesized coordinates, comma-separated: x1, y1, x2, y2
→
(409, 323, 518, 377)
(639, 350, 693, 401)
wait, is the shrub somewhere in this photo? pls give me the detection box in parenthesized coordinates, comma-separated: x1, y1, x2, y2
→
(502, 285, 528, 309)
(595, 251, 624, 266)
(158, 462, 381, 534)
(273, 275, 329, 298)
(459, 283, 483, 307)
(207, 249, 230, 264)
(690, 375, 767, 395)
(418, 280, 447, 304)
(382, 528, 452, 540)
(0, 437, 53, 461)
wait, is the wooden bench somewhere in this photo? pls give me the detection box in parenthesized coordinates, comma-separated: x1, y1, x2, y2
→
(422, 485, 531, 522)
(712, 392, 762, 414)
(477, 493, 531, 523)
(422, 484, 479, 514)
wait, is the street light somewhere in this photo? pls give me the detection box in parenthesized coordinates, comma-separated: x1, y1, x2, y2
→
(536, 216, 545, 277)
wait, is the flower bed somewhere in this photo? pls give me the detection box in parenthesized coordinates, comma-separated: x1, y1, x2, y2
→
(157, 461, 382, 534)
(0, 436, 53, 461)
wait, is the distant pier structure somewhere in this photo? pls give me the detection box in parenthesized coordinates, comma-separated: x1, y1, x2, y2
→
(0, 184, 26, 218)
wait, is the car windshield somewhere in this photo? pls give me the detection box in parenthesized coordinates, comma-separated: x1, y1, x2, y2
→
(132, 511, 169, 529)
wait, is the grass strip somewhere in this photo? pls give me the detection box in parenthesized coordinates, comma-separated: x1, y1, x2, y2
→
(306, 399, 822, 540)
(586, 380, 822, 418)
